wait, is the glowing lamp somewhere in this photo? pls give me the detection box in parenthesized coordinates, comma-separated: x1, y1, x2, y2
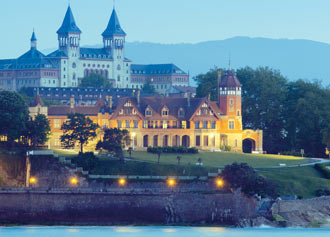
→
(29, 177, 37, 184)
(70, 177, 78, 185)
(119, 178, 126, 186)
(167, 178, 176, 187)
(215, 178, 224, 187)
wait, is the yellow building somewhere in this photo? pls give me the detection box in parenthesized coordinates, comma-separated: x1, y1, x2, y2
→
(30, 70, 263, 153)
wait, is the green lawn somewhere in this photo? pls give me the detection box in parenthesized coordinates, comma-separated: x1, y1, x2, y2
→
(127, 151, 312, 168)
(259, 164, 330, 198)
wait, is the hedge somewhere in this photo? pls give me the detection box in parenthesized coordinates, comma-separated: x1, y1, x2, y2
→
(147, 146, 198, 154)
(314, 163, 330, 179)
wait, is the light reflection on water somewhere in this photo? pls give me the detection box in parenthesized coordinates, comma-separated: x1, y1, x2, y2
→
(1, 227, 330, 237)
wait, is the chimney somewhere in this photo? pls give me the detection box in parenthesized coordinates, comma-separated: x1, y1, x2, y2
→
(187, 91, 191, 107)
(217, 69, 222, 104)
(208, 93, 211, 101)
(70, 96, 75, 109)
(109, 96, 113, 110)
(137, 90, 141, 107)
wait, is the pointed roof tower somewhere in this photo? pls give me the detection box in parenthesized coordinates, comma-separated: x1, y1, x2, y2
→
(31, 30, 37, 41)
(57, 6, 81, 34)
(102, 8, 126, 37)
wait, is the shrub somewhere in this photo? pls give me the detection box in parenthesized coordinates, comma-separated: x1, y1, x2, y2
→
(147, 146, 199, 154)
(220, 145, 231, 152)
(71, 152, 99, 171)
(315, 188, 330, 197)
(220, 162, 279, 198)
(314, 163, 330, 179)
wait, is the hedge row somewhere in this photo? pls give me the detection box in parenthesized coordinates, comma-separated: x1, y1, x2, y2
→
(314, 163, 330, 179)
(147, 146, 199, 154)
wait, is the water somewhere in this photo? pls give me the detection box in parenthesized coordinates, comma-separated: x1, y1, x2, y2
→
(1, 227, 330, 237)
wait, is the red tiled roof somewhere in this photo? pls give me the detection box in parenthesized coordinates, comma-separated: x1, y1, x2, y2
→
(220, 70, 242, 87)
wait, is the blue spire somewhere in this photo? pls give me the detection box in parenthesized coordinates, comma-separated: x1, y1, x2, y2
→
(57, 6, 81, 34)
(31, 30, 37, 41)
(102, 8, 126, 37)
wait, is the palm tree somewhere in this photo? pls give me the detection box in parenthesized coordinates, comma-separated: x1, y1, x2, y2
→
(177, 156, 181, 165)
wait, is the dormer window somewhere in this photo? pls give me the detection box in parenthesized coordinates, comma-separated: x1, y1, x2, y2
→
(124, 101, 132, 107)
(145, 108, 152, 117)
(178, 108, 185, 117)
(161, 106, 169, 117)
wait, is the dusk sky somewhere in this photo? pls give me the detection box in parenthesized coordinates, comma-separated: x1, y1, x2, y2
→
(1, 0, 330, 58)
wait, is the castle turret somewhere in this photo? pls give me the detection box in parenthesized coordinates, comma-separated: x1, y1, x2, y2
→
(102, 8, 127, 88)
(57, 5, 81, 88)
(57, 6, 81, 54)
(219, 70, 242, 116)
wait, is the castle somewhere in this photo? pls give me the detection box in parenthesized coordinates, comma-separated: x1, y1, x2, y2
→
(0, 6, 189, 95)
(30, 70, 263, 153)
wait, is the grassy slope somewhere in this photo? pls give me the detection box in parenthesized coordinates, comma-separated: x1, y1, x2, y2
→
(259, 164, 330, 198)
(128, 151, 311, 168)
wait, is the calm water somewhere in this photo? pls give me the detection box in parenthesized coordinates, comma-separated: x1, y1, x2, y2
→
(1, 227, 330, 237)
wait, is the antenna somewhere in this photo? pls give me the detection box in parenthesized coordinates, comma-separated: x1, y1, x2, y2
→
(113, 0, 116, 9)
(228, 51, 231, 70)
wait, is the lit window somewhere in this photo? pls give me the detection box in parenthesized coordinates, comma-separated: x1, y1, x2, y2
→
(54, 119, 61, 129)
(229, 121, 235, 130)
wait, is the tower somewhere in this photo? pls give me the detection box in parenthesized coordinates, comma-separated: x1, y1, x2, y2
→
(57, 6, 81, 87)
(219, 70, 242, 117)
(102, 8, 126, 88)
(30, 30, 37, 49)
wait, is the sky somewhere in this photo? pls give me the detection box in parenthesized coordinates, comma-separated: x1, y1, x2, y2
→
(1, 0, 330, 58)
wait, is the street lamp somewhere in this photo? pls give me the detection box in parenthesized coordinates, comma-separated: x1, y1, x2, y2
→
(210, 134, 215, 152)
(215, 178, 224, 188)
(70, 177, 78, 186)
(118, 178, 126, 186)
(167, 178, 176, 187)
(132, 132, 136, 151)
(29, 177, 37, 185)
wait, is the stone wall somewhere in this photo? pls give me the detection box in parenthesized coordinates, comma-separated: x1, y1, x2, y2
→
(272, 196, 330, 227)
(0, 189, 258, 225)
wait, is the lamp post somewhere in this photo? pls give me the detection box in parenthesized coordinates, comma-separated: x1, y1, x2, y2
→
(132, 132, 136, 151)
(210, 134, 214, 152)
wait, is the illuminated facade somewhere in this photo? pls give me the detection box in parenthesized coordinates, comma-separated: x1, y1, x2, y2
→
(30, 70, 263, 153)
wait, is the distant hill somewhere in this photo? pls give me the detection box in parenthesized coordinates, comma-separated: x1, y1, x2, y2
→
(43, 37, 330, 85)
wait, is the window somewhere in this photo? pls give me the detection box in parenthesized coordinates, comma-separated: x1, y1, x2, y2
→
(229, 121, 235, 130)
(163, 121, 168, 129)
(237, 110, 240, 116)
(203, 136, 209, 146)
(134, 120, 138, 128)
(178, 108, 185, 117)
(230, 99, 234, 105)
(211, 121, 216, 129)
(125, 120, 130, 128)
(117, 120, 122, 128)
(143, 120, 148, 128)
(72, 63, 76, 68)
(145, 108, 152, 116)
(203, 121, 208, 129)
(181, 121, 187, 129)
(235, 139, 238, 147)
(196, 136, 201, 146)
(195, 121, 200, 129)
(162, 108, 168, 116)
(54, 119, 61, 129)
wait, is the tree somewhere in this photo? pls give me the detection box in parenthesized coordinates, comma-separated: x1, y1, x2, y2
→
(60, 113, 99, 153)
(25, 114, 51, 147)
(0, 90, 29, 145)
(157, 149, 162, 164)
(221, 162, 278, 198)
(96, 128, 130, 160)
(177, 156, 181, 165)
(79, 73, 112, 88)
(142, 82, 155, 94)
(194, 67, 222, 100)
(236, 67, 288, 154)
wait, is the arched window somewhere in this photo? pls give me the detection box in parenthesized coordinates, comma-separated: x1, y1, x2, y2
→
(117, 64, 121, 71)
(72, 63, 76, 68)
